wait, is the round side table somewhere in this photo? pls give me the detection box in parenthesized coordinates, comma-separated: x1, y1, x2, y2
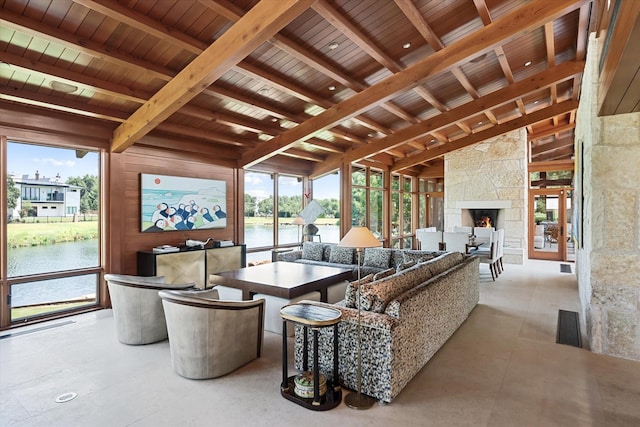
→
(280, 303, 342, 411)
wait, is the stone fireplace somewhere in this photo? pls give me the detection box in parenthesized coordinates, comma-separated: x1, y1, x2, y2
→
(444, 129, 528, 264)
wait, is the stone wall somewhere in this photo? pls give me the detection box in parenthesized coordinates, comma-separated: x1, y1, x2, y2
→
(575, 33, 640, 361)
(444, 128, 528, 264)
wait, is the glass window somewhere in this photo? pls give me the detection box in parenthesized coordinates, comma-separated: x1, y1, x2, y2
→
(312, 173, 340, 243)
(244, 171, 274, 248)
(277, 175, 302, 246)
(351, 166, 385, 240)
(390, 174, 413, 248)
(6, 141, 100, 322)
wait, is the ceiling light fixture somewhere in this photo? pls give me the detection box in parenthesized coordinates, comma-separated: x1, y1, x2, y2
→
(524, 61, 532, 67)
(50, 81, 78, 94)
(328, 41, 340, 50)
(402, 42, 411, 49)
(328, 85, 336, 91)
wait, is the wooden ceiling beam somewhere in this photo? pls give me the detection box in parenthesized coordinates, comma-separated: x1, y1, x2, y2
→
(528, 159, 575, 172)
(311, 61, 583, 177)
(396, 0, 486, 133)
(73, 0, 208, 55)
(418, 162, 445, 179)
(391, 100, 579, 171)
(111, 0, 315, 152)
(532, 145, 575, 162)
(0, 9, 171, 82)
(241, 0, 588, 169)
(528, 122, 576, 141)
(531, 135, 575, 155)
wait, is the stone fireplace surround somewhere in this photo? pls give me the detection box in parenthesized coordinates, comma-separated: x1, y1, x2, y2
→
(444, 129, 528, 264)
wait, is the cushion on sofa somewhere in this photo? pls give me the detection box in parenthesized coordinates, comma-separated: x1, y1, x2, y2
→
(427, 251, 465, 276)
(363, 248, 391, 269)
(329, 246, 356, 264)
(301, 242, 324, 261)
(373, 268, 395, 281)
(402, 250, 435, 264)
(344, 273, 375, 308)
(396, 260, 417, 272)
(359, 261, 433, 313)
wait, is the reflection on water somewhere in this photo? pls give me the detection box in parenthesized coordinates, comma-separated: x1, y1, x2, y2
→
(8, 240, 99, 307)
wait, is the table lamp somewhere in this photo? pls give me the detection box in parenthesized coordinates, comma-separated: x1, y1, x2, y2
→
(338, 226, 381, 409)
(292, 216, 305, 248)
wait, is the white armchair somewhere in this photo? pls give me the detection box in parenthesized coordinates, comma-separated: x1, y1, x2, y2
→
(105, 274, 196, 345)
(159, 289, 265, 379)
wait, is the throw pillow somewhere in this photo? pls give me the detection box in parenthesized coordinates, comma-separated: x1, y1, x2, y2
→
(373, 268, 395, 281)
(362, 248, 391, 269)
(301, 242, 323, 261)
(329, 246, 355, 265)
(344, 273, 374, 308)
(396, 259, 417, 272)
(359, 271, 416, 313)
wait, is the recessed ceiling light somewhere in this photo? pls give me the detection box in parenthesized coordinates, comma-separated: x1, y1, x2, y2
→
(368, 133, 375, 138)
(328, 41, 340, 50)
(271, 117, 278, 122)
(524, 61, 532, 67)
(402, 42, 411, 49)
(534, 100, 540, 104)
(328, 85, 336, 91)
(50, 81, 78, 93)
(477, 121, 483, 125)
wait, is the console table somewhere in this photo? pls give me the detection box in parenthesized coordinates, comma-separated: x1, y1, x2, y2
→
(280, 303, 342, 411)
(137, 245, 246, 289)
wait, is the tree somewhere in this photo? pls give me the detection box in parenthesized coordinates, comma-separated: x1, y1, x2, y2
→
(6, 176, 20, 210)
(244, 193, 256, 217)
(66, 175, 99, 212)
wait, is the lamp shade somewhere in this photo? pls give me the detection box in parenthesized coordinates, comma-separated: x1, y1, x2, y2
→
(292, 216, 305, 225)
(338, 227, 381, 249)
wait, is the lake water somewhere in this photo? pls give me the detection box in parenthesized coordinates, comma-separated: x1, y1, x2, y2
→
(7, 224, 341, 306)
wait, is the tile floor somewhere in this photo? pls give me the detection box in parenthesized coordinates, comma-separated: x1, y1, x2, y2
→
(1, 260, 639, 426)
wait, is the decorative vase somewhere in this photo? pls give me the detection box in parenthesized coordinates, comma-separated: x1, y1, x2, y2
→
(294, 371, 327, 398)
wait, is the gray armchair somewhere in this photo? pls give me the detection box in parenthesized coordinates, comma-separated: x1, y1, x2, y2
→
(158, 289, 265, 379)
(105, 274, 196, 345)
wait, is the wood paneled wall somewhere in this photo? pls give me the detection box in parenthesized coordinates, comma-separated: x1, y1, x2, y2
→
(109, 145, 239, 275)
(0, 102, 241, 278)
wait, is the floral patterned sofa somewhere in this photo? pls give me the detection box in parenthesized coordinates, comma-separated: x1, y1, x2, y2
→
(276, 242, 444, 281)
(292, 251, 480, 403)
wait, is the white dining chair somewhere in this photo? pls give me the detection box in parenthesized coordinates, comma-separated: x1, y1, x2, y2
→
(417, 230, 442, 251)
(442, 232, 469, 253)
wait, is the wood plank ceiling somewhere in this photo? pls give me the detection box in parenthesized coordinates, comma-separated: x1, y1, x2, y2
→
(0, 0, 595, 178)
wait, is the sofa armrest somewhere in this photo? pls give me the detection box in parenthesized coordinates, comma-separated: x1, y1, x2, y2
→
(276, 250, 302, 262)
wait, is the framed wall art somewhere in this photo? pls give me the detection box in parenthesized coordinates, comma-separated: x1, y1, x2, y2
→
(140, 174, 227, 232)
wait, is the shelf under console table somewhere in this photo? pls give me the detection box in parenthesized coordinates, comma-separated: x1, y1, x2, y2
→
(137, 245, 246, 289)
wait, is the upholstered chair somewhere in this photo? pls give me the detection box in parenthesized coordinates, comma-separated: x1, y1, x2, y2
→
(105, 274, 196, 345)
(158, 289, 265, 380)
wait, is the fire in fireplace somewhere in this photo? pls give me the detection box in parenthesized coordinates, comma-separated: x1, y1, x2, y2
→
(470, 209, 498, 228)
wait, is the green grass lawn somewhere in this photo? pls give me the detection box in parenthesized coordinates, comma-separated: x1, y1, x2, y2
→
(7, 221, 99, 248)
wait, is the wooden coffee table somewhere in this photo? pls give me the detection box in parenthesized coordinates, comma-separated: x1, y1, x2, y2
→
(209, 261, 352, 302)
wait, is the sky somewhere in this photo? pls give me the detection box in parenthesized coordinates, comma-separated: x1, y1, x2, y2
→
(245, 171, 340, 201)
(7, 142, 99, 182)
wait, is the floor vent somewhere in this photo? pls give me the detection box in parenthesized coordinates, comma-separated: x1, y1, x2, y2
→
(0, 320, 75, 340)
(560, 263, 572, 273)
(556, 310, 582, 348)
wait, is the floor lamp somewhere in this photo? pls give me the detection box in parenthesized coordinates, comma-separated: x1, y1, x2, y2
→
(338, 226, 381, 409)
(292, 216, 305, 248)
